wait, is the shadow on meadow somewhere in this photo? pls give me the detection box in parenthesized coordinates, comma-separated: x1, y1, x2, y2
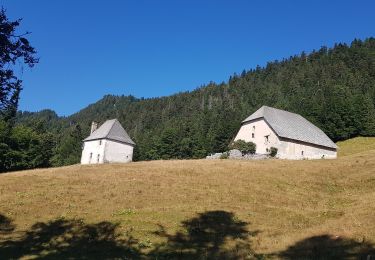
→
(0, 214, 15, 234)
(149, 210, 259, 259)
(0, 214, 141, 259)
(277, 234, 375, 260)
(2, 212, 375, 259)
(0, 211, 257, 259)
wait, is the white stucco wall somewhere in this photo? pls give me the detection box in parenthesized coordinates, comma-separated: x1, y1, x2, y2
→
(81, 139, 107, 164)
(277, 138, 336, 159)
(103, 140, 133, 163)
(234, 119, 337, 159)
(81, 139, 134, 164)
(234, 119, 280, 154)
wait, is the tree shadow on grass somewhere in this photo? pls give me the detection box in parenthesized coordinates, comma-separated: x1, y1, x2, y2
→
(278, 234, 375, 260)
(0, 214, 15, 234)
(0, 217, 141, 259)
(0, 211, 258, 259)
(149, 210, 259, 259)
(3, 212, 375, 260)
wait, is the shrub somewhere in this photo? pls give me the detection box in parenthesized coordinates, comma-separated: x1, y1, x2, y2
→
(229, 140, 256, 155)
(269, 147, 278, 157)
(220, 152, 229, 159)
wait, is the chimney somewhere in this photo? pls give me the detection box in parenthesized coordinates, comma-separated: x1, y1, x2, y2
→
(90, 121, 98, 134)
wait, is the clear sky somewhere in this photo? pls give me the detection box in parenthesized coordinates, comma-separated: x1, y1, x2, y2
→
(2, 0, 375, 116)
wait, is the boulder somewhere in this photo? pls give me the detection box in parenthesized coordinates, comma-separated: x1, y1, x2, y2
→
(207, 150, 271, 160)
(243, 153, 268, 160)
(229, 149, 242, 159)
(206, 153, 223, 159)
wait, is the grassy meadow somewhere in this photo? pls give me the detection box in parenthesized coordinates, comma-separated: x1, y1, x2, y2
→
(1, 137, 375, 259)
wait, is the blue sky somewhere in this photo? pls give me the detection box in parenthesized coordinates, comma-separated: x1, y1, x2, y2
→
(3, 0, 375, 116)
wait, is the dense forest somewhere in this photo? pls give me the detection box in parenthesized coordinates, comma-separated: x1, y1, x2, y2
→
(3, 37, 375, 171)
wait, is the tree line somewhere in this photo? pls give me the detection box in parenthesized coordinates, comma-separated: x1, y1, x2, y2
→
(1, 8, 375, 172)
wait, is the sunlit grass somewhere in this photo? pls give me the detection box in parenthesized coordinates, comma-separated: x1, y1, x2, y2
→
(1, 137, 375, 257)
(337, 136, 375, 156)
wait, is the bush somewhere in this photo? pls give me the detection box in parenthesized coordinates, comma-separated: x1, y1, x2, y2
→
(269, 147, 278, 157)
(220, 152, 229, 159)
(229, 140, 256, 155)
(0, 121, 54, 172)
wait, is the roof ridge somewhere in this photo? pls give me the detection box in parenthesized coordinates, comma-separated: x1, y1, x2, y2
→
(241, 105, 337, 149)
(104, 119, 118, 138)
(265, 106, 301, 117)
(83, 119, 135, 145)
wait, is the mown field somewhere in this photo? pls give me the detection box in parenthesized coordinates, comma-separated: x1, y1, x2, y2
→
(1, 137, 375, 259)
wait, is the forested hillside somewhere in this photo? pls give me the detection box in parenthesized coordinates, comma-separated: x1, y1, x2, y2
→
(15, 38, 375, 168)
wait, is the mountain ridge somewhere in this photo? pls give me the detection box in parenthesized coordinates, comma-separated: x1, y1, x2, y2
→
(15, 37, 375, 165)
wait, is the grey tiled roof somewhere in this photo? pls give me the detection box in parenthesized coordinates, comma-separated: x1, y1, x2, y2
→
(84, 119, 135, 145)
(242, 106, 337, 149)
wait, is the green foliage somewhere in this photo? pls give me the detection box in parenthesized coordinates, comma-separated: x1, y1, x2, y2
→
(0, 8, 38, 122)
(269, 147, 278, 157)
(219, 152, 229, 159)
(50, 125, 83, 166)
(229, 140, 256, 155)
(0, 8, 44, 172)
(0, 119, 54, 172)
(13, 37, 375, 167)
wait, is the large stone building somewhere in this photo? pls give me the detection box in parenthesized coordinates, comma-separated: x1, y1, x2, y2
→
(81, 119, 135, 164)
(234, 106, 337, 159)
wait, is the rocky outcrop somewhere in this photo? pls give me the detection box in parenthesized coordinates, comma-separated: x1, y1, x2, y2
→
(206, 153, 223, 159)
(206, 149, 270, 160)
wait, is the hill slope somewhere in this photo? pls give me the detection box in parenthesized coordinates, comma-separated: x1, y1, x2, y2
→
(16, 37, 375, 167)
(1, 137, 375, 258)
(337, 136, 375, 157)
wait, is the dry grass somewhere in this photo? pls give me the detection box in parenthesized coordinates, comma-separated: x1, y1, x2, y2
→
(337, 136, 375, 157)
(0, 137, 375, 259)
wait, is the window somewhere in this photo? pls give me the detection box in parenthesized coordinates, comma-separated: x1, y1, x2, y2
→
(89, 153, 93, 159)
(252, 133, 255, 138)
(252, 126, 255, 131)
(301, 151, 304, 156)
(99, 140, 102, 145)
(97, 154, 100, 163)
(265, 135, 269, 143)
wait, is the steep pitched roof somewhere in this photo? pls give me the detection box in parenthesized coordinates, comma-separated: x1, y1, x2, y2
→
(242, 106, 337, 149)
(84, 119, 135, 145)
